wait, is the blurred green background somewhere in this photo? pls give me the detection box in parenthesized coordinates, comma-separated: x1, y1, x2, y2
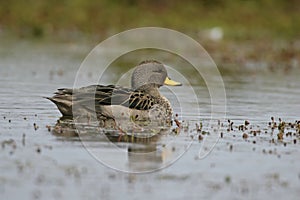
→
(1, 0, 299, 73)
(0, 0, 299, 40)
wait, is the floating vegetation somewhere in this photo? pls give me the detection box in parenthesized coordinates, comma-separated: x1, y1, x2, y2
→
(217, 117, 300, 151)
(45, 115, 300, 149)
(242, 133, 248, 139)
(225, 176, 231, 184)
(46, 125, 51, 132)
(198, 135, 203, 141)
(1, 139, 17, 149)
(33, 123, 39, 131)
(229, 144, 233, 152)
(36, 146, 41, 154)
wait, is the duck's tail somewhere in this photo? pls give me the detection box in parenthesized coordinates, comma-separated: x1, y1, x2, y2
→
(45, 96, 73, 116)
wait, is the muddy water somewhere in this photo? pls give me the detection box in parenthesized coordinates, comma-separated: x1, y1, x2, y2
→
(0, 39, 300, 200)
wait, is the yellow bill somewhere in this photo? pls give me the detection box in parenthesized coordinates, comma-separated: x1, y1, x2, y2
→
(164, 77, 182, 86)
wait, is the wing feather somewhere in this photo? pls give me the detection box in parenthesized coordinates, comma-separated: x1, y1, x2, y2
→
(48, 85, 158, 114)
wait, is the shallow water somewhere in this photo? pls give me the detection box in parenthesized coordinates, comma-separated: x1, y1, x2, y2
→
(0, 39, 300, 200)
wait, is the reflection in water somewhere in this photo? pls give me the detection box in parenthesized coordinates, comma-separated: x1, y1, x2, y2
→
(51, 116, 191, 172)
(52, 117, 79, 137)
(127, 144, 163, 172)
(52, 116, 168, 142)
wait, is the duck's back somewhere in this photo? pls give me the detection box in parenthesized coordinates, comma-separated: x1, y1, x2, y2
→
(47, 85, 166, 117)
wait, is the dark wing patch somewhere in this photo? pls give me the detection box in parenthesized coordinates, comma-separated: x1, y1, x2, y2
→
(49, 85, 156, 112)
(129, 91, 156, 110)
(93, 85, 157, 111)
(94, 85, 132, 107)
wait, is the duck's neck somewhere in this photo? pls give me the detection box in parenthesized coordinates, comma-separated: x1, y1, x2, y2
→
(146, 87, 161, 97)
(139, 84, 161, 97)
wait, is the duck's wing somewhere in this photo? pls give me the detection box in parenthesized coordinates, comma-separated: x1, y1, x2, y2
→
(47, 85, 156, 116)
(129, 91, 155, 110)
(94, 85, 132, 107)
(94, 85, 156, 111)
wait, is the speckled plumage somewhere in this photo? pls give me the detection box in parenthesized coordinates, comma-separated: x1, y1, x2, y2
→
(47, 60, 181, 127)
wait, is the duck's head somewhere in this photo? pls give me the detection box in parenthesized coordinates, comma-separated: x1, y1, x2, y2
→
(131, 60, 182, 90)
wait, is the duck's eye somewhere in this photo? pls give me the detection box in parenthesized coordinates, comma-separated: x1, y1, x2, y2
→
(153, 69, 163, 73)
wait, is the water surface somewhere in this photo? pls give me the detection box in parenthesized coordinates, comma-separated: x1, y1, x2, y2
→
(0, 39, 299, 200)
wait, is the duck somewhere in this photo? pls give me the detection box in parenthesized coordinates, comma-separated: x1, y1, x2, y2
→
(47, 60, 182, 128)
